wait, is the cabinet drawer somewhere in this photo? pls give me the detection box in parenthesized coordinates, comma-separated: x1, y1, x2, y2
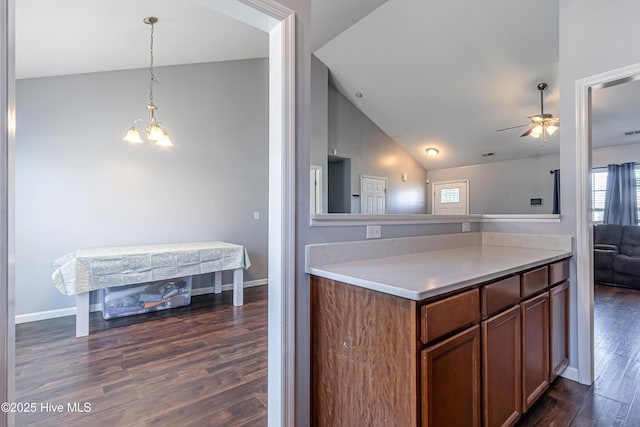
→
(481, 275, 520, 318)
(521, 266, 548, 298)
(549, 259, 570, 286)
(421, 288, 480, 344)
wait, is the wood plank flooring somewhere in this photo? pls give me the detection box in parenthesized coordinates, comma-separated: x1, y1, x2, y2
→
(15, 283, 640, 426)
(14, 286, 268, 427)
(518, 284, 640, 426)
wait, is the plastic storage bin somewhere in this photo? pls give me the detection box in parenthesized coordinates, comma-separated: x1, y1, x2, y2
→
(101, 276, 192, 320)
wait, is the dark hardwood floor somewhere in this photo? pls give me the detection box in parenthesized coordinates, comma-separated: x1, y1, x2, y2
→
(15, 283, 640, 426)
(518, 284, 640, 427)
(14, 286, 268, 427)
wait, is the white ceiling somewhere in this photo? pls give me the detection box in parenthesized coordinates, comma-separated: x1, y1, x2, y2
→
(16, 0, 640, 170)
(16, 0, 268, 79)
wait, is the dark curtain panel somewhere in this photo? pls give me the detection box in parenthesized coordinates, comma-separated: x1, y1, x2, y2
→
(552, 169, 560, 214)
(603, 162, 638, 225)
(620, 162, 638, 225)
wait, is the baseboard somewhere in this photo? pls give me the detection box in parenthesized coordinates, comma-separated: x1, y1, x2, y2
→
(191, 278, 268, 296)
(559, 366, 579, 382)
(15, 279, 268, 324)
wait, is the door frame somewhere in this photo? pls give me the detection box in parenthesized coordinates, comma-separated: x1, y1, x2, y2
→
(310, 165, 322, 214)
(0, 0, 297, 426)
(360, 174, 388, 214)
(575, 62, 640, 385)
(432, 179, 470, 215)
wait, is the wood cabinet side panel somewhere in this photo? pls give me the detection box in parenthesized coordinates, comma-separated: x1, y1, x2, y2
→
(311, 276, 418, 427)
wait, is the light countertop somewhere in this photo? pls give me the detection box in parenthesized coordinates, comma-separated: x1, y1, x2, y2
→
(307, 244, 571, 301)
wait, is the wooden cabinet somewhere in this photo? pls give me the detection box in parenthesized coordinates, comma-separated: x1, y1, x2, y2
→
(521, 292, 550, 411)
(310, 257, 571, 427)
(550, 281, 569, 380)
(482, 305, 521, 427)
(421, 325, 481, 427)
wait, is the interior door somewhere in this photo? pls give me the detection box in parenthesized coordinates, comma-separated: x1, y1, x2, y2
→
(433, 180, 469, 215)
(360, 175, 387, 214)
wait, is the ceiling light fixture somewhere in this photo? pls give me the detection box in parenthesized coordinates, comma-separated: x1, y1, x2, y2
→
(123, 17, 173, 148)
(426, 148, 439, 157)
(496, 82, 560, 145)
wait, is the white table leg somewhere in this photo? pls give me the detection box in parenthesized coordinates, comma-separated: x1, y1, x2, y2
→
(214, 271, 222, 294)
(233, 268, 244, 306)
(76, 292, 90, 337)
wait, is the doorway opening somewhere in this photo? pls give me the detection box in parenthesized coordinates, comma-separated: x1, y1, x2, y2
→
(327, 155, 351, 213)
(0, 0, 296, 425)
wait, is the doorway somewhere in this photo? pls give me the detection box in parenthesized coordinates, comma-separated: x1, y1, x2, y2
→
(575, 63, 640, 387)
(432, 179, 469, 215)
(0, 0, 296, 425)
(327, 155, 351, 213)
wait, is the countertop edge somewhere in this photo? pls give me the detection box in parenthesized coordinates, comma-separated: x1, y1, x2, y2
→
(307, 250, 572, 301)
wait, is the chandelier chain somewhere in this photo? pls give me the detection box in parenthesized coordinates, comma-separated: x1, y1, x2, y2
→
(148, 21, 158, 106)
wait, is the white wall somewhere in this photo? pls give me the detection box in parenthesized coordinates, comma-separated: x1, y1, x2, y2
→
(593, 144, 640, 168)
(15, 59, 269, 316)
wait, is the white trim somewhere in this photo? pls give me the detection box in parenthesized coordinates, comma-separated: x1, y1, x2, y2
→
(575, 62, 640, 386)
(560, 366, 580, 383)
(14, 279, 269, 324)
(310, 213, 560, 226)
(0, 0, 15, 424)
(480, 214, 561, 223)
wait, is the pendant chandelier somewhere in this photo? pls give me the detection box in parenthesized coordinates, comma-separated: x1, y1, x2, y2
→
(123, 17, 173, 147)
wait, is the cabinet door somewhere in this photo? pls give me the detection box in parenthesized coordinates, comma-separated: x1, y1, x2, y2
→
(482, 305, 521, 427)
(422, 325, 480, 427)
(550, 281, 569, 380)
(521, 292, 550, 411)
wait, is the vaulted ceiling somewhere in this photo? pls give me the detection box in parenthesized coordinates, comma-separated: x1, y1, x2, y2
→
(15, 0, 640, 169)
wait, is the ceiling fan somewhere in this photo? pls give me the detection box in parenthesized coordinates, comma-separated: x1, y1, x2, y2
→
(496, 82, 560, 143)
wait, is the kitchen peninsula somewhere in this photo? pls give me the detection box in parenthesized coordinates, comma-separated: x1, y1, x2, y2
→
(306, 232, 572, 427)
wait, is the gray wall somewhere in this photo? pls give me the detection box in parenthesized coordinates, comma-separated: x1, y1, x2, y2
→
(327, 85, 429, 213)
(15, 59, 269, 316)
(427, 155, 560, 214)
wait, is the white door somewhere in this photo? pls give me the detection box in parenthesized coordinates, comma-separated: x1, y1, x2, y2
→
(433, 180, 469, 214)
(310, 165, 322, 214)
(361, 175, 387, 214)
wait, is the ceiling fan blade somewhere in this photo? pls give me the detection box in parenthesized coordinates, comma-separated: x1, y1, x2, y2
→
(496, 124, 531, 132)
(520, 128, 534, 137)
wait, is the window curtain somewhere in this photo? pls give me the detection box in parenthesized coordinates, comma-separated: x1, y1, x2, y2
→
(552, 169, 560, 214)
(603, 162, 638, 225)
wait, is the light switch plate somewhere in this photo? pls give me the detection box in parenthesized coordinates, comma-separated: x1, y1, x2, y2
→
(366, 225, 382, 239)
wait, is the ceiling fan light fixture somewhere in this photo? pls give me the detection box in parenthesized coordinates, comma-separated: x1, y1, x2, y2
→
(530, 125, 543, 138)
(546, 124, 559, 135)
(426, 147, 439, 157)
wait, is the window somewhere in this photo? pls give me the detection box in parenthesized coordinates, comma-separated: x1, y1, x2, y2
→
(591, 165, 640, 223)
(440, 188, 460, 204)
